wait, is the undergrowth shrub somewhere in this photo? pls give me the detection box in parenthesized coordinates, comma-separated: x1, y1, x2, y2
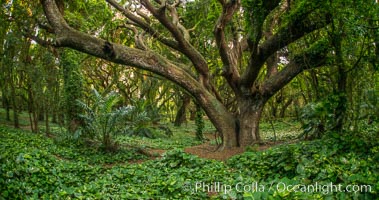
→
(299, 95, 340, 139)
(74, 89, 171, 151)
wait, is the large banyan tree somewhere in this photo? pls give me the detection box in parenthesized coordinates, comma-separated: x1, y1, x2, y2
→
(38, 0, 334, 149)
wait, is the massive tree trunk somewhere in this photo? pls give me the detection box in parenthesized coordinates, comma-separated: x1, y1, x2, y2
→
(197, 91, 238, 149)
(237, 97, 266, 146)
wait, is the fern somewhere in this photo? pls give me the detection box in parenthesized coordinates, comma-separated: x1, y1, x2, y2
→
(75, 89, 129, 151)
(75, 89, 162, 151)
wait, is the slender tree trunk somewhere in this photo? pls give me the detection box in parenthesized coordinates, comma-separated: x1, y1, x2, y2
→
(38, 108, 45, 121)
(27, 85, 38, 133)
(293, 99, 303, 123)
(28, 112, 34, 132)
(33, 96, 39, 132)
(28, 98, 35, 132)
(10, 83, 19, 128)
(27, 88, 34, 132)
(309, 70, 320, 100)
(45, 107, 50, 134)
(61, 50, 83, 133)
(333, 60, 347, 131)
(33, 110, 39, 133)
(269, 101, 278, 118)
(279, 98, 293, 118)
(189, 108, 196, 121)
(331, 20, 347, 131)
(52, 114, 57, 123)
(3, 95, 11, 121)
(31, 95, 39, 133)
(174, 94, 191, 126)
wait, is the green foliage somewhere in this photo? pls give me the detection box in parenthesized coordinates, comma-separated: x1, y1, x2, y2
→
(227, 131, 379, 199)
(60, 49, 84, 130)
(124, 98, 165, 138)
(300, 94, 341, 139)
(1, 126, 378, 199)
(0, 126, 145, 199)
(64, 0, 113, 35)
(76, 89, 169, 151)
(116, 121, 208, 150)
(260, 120, 302, 141)
(281, 0, 329, 27)
(360, 89, 379, 123)
(242, 0, 267, 43)
(76, 89, 134, 151)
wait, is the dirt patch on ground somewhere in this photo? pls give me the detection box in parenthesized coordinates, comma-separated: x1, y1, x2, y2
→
(184, 143, 244, 161)
(184, 142, 275, 161)
(141, 141, 283, 162)
(148, 149, 167, 156)
(181, 133, 249, 161)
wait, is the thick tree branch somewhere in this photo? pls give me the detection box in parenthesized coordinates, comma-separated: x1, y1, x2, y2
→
(238, 0, 281, 94)
(245, 0, 282, 54)
(214, 0, 241, 93)
(40, 0, 235, 133)
(107, 0, 211, 88)
(106, 0, 179, 50)
(140, 0, 210, 87)
(41, 0, 197, 93)
(260, 16, 331, 62)
(261, 39, 330, 97)
(240, 3, 331, 91)
(167, 3, 189, 41)
(136, 9, 151, 24)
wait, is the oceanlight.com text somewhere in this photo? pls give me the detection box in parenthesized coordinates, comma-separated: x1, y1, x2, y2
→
(189, 181, 372, 195)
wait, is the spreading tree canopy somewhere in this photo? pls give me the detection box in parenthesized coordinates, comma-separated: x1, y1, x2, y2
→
(33, 0, 376, 149)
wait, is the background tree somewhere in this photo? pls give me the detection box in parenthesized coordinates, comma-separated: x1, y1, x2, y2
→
(60, 49, 84, 133)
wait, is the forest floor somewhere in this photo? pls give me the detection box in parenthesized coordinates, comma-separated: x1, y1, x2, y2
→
(184, 142, 248, 161)
(144, 140, 248, 161)
(0, 108, 302, 162)
(145, 132, 297, 161)
(185, 141, 271, 161)
(1, 112, 378, 199)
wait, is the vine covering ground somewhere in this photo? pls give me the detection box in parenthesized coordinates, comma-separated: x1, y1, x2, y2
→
(0, 122, 378, 199)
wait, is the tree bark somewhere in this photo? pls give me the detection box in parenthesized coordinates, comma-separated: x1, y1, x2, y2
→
(279, 98, 293, 118)
(10, 79, 19, 128)
(237, 96, 266, 146)
(331, 20, 347, 131)
(174, 94, 191, 127)
(27, 86, 37, 132)
(45, 113, 50, 134)
(3, 95, 11, 121)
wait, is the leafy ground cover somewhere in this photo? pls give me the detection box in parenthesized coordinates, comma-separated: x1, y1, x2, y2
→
(1, 123, 378, 199)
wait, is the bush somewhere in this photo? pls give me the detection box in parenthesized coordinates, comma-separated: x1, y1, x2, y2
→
(75, 89, 172, 151)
